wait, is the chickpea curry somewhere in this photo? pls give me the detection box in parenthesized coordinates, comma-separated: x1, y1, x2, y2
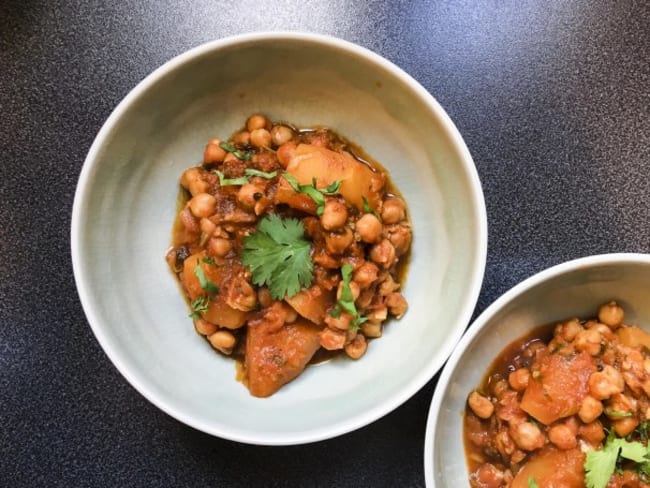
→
(166, 114, 411, 397)
(465, 302, 650, 488)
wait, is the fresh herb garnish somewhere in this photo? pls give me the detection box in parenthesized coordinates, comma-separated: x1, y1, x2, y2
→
(213, 168, 277, 187)
(362, 195, 381, 220)
(241, 214, 313, 299)
(219, 141, 252, 161)
(528, 478, 539, 488)
(605, 410, 634, 419)
(245, 168, 277, 179)
(331, 263, 368, 330)
(585, 431, 650, 488)
(213, 170, 250, 187)
(189, 295, 210, 319)
(282, 173, 342, 216)
(193, 260, 219, 297)
(202, 256, 216, 265)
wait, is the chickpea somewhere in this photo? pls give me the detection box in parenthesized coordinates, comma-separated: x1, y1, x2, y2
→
(378, 274, 400, 295)
(257, 287, 273, 308)
(356, 289, 374, 309)
(598, 301, 624, 328)
(508, 368, 530, 392)
(200, 218, 216, 236)
(238, 183, 264, 209)
(246, 113, 270, 132)
(369, 239, 396, 269)
(381, 197, 406, 224)
(574, 328, 602, 356)
(356, 213, 382, 243)
(548, 423, 578, 450)
(325, 227, 354, 255)
(180, 168, 211, 196)
(468, 391, 494, 419)
(473, 464, 504, 488)
(510, 421, 545, 451)
(208, 330, 236, 355)
(204, 139, 227, 164)
(555, 318, 583, 342)
(226, 277, 257, 312)
(614, 416, 639, 437)
(386, 292, 407, 319)
(277, 141, 297, 168)
(194, 317, 218, 336)
(579, 420, 606, 445)
(271, 124, 294, 146)
(207, 237, 231, 258)
(320, 327, 346, 350)
(361, 321, 382, 338)
(345, 334, 367, 359)
(180, 207, 200, 233)
(180, 167, 201, 189)
(320, 199, 348, 231)
(250, 128, 272, 148)
(189, 193, 217, 218)
(325, 312, 352, 330)
(387, 224, 412, 256)
(232, 130, 250, 146)
(353, 262, 379, 289)
(579, 395, 603, 423)
(189, 178, 211, 196)
(589, 365, 625, 400)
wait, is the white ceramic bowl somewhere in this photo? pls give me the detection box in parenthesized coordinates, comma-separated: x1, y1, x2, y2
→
(71, 32, 486, 445)
(424, 253, 650, 486)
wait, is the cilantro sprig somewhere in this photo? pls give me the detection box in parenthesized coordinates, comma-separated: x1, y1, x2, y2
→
(585, 431, 650, 488)
(219, 141, 252, 161)
(330, 263, 368, 330)
(527, 478, 539, 488)
(282, 173, 342, 215)
(214, 168, 278, 187)
(241, 214, 313, 299)
(189, 295, 209, 319)
(193, 260, 219, 298)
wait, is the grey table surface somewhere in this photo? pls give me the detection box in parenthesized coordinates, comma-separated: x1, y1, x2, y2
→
(1, 1, 649, 486)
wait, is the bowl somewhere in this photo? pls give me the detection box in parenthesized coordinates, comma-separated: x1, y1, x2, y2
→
(71, 32, 486, 445)
(424, 253, 650, 486)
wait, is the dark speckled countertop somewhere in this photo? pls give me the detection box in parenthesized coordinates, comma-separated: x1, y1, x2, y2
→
(1, 1, 649, 486)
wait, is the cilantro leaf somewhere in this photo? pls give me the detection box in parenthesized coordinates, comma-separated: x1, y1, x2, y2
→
(189, 295, 209, 318)
(362, 195, 381, 220)
(585, 431, 650, 488)
(528, 478, 539, 488)
(605, 409, 634, 419)
(241, 214, 313, 299)
(193, 260, 219, 297)
(213, 169, 249, 186)
(331, 263, 368, 330)
(245, 168, 277, 179)
(282, 173, 342, 216)
(585, 440, 619, 488)
(219, 141, 252, 161)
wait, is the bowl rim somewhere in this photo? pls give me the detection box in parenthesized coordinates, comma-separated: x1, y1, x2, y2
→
(423, 252, 650, 486)
(71, 31, 488, 445)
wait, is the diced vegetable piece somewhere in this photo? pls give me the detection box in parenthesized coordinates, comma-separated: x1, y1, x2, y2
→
(284, 285, 335, 325)
(182, 252, 247, 329)
(246, 315, 323, 397)
(520, 351, 596, 425)
(511, 448, 585, 488)
(281, 144, 384, 211)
